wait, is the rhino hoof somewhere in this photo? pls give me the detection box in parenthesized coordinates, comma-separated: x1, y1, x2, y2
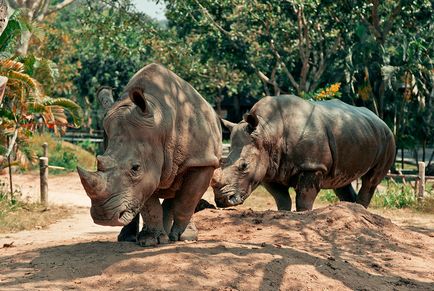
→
(137, 230, 169, 247)
(169, 222, 198, 242)
(117, 233, 137, 242)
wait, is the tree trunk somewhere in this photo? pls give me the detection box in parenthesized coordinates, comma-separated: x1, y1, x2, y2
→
(16, 28, 31, 55)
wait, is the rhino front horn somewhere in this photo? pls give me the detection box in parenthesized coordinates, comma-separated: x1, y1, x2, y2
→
(77, 166, 107, 200)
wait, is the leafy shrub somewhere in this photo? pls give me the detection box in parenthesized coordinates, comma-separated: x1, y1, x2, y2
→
(318, 189, 339, 203)
(77, 140, 98, 154)
(371, 181, 416, 209)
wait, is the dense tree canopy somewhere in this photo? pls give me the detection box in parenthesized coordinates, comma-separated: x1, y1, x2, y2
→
(24, 0, 433, 161)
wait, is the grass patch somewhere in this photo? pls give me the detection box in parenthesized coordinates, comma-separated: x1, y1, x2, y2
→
(0, 180, 72, 233)
(26, 133, 96, 173)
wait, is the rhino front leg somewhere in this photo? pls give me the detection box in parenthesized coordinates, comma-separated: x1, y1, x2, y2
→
(137, 195, 169, 247)
(117, 214, 140, 242)
(295, 171, 322, 211)
(169, 167, 215, 241)
(263, 182, 292, 211)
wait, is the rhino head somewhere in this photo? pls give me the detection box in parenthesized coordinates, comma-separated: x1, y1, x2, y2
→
(212, 114, 270, 207)
(77, 86, 164, 226)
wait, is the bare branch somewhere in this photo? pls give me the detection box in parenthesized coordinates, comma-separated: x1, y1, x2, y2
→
(193, 0, 231, 35)
(35, 0, 50, 21)
(46, 0, 77, 15)
(269, 39, 300, 91)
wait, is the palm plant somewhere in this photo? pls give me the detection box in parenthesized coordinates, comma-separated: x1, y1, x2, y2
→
(0, 9, 82, 171)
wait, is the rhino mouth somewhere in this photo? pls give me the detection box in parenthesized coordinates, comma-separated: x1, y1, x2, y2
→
(91, 198, 141, 226)
(214, 186, 247, 208)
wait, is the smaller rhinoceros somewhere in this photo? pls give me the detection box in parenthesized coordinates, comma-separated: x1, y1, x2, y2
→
(212, 95, 395, 211)
(77, 63, 221, 246)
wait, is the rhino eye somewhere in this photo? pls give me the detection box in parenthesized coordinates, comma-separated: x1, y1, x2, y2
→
(131, 164, 141, 173)
(238, 162, 248, 171)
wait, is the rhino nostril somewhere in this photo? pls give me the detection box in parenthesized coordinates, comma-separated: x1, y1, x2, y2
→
(118, 210, 127, 220)
(229, 194, 241, 205)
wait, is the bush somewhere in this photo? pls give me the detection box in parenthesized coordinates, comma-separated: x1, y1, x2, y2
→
(25, 133, 96, 173)
(77, 140, 98, 155)
(318, 189, 339, 203)
(371, 181, 416, 209)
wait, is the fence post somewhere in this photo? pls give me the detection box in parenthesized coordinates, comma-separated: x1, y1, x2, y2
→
(42, 142, 48, 158)
(418, 162, 425, 199)
(39, 157, 48, 207)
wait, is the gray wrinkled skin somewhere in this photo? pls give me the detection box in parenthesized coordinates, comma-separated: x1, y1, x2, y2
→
(78, 63, 221, 245)
(212, 95, 395, 211)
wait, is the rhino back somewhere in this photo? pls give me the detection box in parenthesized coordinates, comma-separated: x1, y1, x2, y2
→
(251, 95, 394, 187)
(124, 64, 222, 186)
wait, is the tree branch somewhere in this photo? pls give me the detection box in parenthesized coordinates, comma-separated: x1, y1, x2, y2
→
(5, 0, 19, 9)
(383, 1, 402, 36)
(269, 39, 299, 91)
(35, 0, 51, 21)
(193, 0, 231, 36)
(46, 0, 77, 15)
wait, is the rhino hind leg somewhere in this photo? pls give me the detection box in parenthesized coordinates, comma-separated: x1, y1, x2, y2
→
(356, 179, 378, 208)
(262, 182, 292, 211)
(137, 195, 169, 247)
(117, 214, 140, 242)
(169, 167, 215, 241)
(334, 184, 357, 202)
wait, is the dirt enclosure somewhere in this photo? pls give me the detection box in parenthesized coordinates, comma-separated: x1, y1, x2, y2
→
(0, 173, 433, 290)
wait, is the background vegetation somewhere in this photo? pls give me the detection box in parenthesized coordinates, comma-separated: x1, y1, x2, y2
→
(0, 1, 433, 212)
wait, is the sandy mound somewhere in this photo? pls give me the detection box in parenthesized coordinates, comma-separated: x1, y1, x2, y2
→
(1, 202, 433, 290)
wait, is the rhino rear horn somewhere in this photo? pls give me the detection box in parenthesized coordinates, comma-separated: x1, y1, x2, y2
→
(129, 87, 148, 113)
(97, 86, 114, 113)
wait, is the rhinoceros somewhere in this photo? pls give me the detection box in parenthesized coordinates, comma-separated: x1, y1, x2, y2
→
(212, 95, 395, 211)
(77, 63, 221, 246)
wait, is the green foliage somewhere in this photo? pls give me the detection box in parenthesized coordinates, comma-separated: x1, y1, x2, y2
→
(0, 10, 31, 53)
(318, 190, 339, 204)
(77, 140, 98, 155)
(51, 150, 78, 172)
(371, 182, 416, 209)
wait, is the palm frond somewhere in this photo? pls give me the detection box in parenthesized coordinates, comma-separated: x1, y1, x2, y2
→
(41, 97, 83, 127)
(6, 70, 41, 93)
(0, 59, 24, 72)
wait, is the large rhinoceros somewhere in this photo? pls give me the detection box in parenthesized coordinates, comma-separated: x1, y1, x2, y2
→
(212, 95, 395, 211)
(77, 63, 221, 246)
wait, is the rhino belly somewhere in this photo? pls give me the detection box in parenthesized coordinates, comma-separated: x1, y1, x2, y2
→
(321, 168, 369, 189)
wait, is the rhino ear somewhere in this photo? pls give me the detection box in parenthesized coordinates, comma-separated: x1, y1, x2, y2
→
(220, 118, 236, 133)
(97, 86, 114, 113)
(129, 87, 147, 113)
(244, 113, 259, 131)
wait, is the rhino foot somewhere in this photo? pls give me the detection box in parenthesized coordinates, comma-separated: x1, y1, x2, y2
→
(137, 229, 169, 247)
(170, 222, 198, 242)
(117, 215, 140, 242)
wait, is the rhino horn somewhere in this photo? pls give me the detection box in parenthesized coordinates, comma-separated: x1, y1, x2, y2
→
(77, 166, 107, 200)
(97, 86, 114, 113)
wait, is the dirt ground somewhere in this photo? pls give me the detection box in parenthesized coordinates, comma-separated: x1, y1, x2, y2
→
(0, 173, 433, 290)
